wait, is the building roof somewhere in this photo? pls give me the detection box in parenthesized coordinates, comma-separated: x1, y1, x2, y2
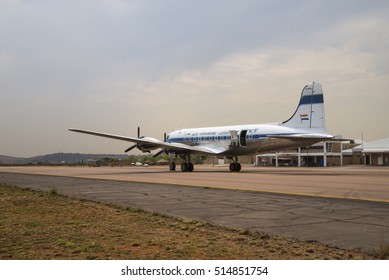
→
(355, 138, 389, 153)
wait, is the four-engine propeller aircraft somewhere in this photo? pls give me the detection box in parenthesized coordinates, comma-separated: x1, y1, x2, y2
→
(70, 82, 336, 172)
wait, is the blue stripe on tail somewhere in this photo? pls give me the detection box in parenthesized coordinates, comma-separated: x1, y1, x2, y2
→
(299, 94, 324, 105)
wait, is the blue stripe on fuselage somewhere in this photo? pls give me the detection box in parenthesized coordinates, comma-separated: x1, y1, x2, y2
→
(299, 94, 323, 105)
(167, 133, 299, 143)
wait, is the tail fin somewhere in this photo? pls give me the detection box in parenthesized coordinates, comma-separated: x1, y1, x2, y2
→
(282, 82, 326, 130)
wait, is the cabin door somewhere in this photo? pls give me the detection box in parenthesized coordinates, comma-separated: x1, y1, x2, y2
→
(239, 130, 248, 147)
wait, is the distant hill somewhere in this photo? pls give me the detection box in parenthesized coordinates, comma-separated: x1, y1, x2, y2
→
(0, 155, 28, 165)
(0, 153, 128, 165)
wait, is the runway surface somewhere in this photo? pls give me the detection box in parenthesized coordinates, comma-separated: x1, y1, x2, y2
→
(1, 165, 389, 251)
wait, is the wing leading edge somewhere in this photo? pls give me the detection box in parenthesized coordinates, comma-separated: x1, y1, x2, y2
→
(68, 128, 224, 155)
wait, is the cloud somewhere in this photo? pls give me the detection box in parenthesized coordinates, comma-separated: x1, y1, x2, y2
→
(1, 0, 389, 156)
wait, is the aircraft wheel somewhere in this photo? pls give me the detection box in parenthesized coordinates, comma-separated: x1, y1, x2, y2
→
(229, 163, 241, 172)
(169, 162, 176, 171)
(181, 163, 194, 172)
(181, 163, 188, 172)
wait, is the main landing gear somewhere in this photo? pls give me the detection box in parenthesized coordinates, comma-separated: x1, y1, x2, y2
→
(229, 156, 241, 172)
(181, 162, 194, 172)
(169, 161, 176, 171)
(169, 154, 194, 172)
(169, 155, 241, 172)
(181, 154, 194, 172)
(229, 162, 241, 172)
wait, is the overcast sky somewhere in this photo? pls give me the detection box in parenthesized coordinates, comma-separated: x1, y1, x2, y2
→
(1, 0, 388, 157)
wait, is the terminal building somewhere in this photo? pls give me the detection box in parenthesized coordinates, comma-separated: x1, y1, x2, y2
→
(352, 138, 389, 166)
(255, 138, 361, 167)
(207, 137, 389, 167)
(255, 137, 389, 167)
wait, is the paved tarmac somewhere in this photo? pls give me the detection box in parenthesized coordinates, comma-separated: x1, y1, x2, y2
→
(1, 166, 388, 252)
(1, 165, 389, 202)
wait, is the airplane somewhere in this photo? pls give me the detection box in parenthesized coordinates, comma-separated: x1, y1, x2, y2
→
(69, 81, 336, 172)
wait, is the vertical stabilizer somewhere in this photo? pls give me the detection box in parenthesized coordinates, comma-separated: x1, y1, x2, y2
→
(282, 82, 326, 130)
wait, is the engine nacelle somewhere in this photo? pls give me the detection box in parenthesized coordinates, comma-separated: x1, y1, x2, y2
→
(136, 137, 160, 153)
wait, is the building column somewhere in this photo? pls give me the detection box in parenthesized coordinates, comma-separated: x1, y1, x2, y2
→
(323, 142, 327, 167)
(298, 147, 301, 167)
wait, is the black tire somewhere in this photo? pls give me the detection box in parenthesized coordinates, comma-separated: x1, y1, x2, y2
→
(188, 163, 194, 172)
(181, 163, 188, 172)
(229, 163, 241, 172)
(169, 162, 176, 171)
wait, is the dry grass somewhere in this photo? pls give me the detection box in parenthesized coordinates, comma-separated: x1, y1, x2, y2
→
(375, 231, 389, 259)
(0, 184, 376, 260)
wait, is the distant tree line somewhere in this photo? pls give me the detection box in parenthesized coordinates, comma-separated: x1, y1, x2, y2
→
(95, 154, 207, 166)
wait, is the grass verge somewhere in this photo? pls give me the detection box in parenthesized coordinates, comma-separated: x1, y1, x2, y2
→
(0, 183, 377, 260)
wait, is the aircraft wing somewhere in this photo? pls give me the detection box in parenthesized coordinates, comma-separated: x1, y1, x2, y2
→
(69, 128, 224, 155)
(268, 134, 353, 142)
(268, 134, 335, 141)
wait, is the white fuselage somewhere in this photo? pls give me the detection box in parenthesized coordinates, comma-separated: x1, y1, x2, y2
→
(167, 123, 326, 157)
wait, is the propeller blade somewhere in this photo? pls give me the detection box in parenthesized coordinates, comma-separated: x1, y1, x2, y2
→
(125, 144, 137, 153)
(164, 132, 167, 142)
(137, 126, 140, 138)
(153, 149, 165, 158)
